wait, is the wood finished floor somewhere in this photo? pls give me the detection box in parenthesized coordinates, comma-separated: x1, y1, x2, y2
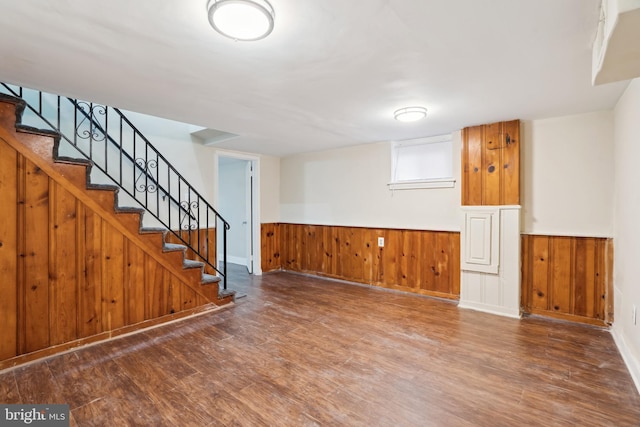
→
(1, 264, 639, 426)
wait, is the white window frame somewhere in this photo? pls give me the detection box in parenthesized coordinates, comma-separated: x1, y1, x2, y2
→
(388, 134, 456, 190)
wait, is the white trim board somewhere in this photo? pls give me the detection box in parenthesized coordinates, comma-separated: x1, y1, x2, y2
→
(228, 256, 248, 266)
(457, 301, 521, 319)
(214, 150, 262, 276)
(611, 325, 640, 395)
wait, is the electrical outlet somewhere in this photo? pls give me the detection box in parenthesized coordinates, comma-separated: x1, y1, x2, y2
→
(378, 237, 384, 248)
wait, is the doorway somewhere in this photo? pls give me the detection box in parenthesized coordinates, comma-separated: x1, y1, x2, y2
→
(215, 152, 260, 275)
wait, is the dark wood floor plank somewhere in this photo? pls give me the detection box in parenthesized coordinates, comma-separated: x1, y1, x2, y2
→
(0, 371, 21, 403)
(0, 264, 638, 426)
(13, 362, 65, 404)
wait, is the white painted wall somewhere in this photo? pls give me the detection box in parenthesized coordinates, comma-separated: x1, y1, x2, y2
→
(280, 133, 462, 231)
(124, 111, 216, 201)
(219, 159, 248, 264)
(521, 112, 615, 237)
(117, 113, 282, 227)
(612, 78, 640, 391)
(259, 154, 281, 223)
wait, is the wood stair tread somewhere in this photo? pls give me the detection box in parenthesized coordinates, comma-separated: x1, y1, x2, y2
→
(139, 227, 168, 234)
(163, 243, 187, 252)
(183, 259, 204, 269)
(202, 274, 222, 284)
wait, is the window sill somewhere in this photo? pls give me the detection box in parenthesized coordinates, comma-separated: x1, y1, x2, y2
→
(387, 178, 456, 190)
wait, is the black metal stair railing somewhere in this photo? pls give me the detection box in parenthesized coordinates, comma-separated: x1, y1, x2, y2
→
(1, 83, 229, 291)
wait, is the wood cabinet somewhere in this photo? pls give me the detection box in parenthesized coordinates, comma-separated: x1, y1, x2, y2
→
(462, 119, 520, 206)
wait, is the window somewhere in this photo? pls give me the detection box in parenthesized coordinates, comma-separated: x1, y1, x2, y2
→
(389, 134, 455, 190)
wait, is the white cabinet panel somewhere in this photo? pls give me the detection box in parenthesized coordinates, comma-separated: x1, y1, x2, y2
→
(462, 208, 499, 274)
(459, 206, 521, 318)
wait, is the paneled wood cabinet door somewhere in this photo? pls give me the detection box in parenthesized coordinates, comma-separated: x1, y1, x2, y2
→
(462, 119, 520, 206)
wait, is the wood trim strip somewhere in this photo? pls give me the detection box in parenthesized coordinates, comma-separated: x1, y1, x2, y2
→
(0, 303, 227, 372)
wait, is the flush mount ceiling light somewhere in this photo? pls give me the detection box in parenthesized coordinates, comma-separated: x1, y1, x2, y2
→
(394, 106, 427, 122)
(207, 0, 275, 41)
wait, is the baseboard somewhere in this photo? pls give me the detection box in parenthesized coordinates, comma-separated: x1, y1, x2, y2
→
(458, 301, 521, 319)
(0, 303, 228, 373)
(611, 324, 640, 395)
(228, 256, 247, 265)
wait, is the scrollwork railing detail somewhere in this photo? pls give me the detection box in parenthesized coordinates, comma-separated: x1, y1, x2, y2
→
(76, 102, 106, 141)
(134, 158, 158, 193)
(180, 200, 199, 230)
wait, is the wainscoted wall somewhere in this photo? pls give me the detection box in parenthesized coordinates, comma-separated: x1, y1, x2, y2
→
(521, 234, 613, 326)
(261, 223, 460, 299)
(264, 225, 612, 325)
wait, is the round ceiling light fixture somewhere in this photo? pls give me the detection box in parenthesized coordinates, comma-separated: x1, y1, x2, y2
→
(394, 106, 427, 122)
(207, 0, 275, 41)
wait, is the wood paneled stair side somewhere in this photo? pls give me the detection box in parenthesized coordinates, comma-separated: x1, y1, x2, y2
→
(0, 94, 234, 307)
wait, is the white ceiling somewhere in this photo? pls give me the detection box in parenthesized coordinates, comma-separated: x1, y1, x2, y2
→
(0, 0, 630, 157)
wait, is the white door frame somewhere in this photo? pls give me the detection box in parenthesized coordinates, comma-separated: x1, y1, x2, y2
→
(214, 150, 262, 276)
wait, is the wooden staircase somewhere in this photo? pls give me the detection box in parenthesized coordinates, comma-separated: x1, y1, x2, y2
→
(0, 94, 234, 370)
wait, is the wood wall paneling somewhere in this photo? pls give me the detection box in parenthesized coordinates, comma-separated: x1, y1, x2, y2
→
(23, 159, 51, 353)
(260, 222, 280, 272)
(124, 239, 146, 326)
(80, 208, 103, 338)
(101, 220, 125, 332)
(462, 125, 483, 206)
(462, 120, 520, 206)
(262, 223, 461, 300)
(502, 120, 520, 206)
(0, 137, 18, 360)
(50, 182, 79, 346)
(483, 122, 502, 205)
(521, 235, 610, 325)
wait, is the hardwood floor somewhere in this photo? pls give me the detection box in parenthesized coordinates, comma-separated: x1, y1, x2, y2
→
(1, 264, 639, 426)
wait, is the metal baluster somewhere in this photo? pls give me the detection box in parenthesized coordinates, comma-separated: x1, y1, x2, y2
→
(156, 153, 160, 220)
(119, 116, 123, 186)
(223, 219, 228, 290)
(73, 100, 77, 148)
(104, 107, 108, 174)
(145, 138, 148, 209)
(206, 208, 210, 266)
(168, 166, 172, 231)
(89, 102, 93, 160)
(133, 132, 136, 197)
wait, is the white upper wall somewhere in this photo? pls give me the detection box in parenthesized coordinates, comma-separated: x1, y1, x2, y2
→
(126, 106, 615, 239)
(125, 111, 216, 201)
(280, 133, 462, 231)
(522, 111, 614, 237)
(280, 113, 615, 236)
(613, 78, 640, 379)
(258, 154, 281, 223)
(121, 111, 281, 225)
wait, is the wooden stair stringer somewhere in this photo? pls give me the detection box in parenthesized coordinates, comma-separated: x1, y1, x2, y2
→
(0, 96, 233, 307)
